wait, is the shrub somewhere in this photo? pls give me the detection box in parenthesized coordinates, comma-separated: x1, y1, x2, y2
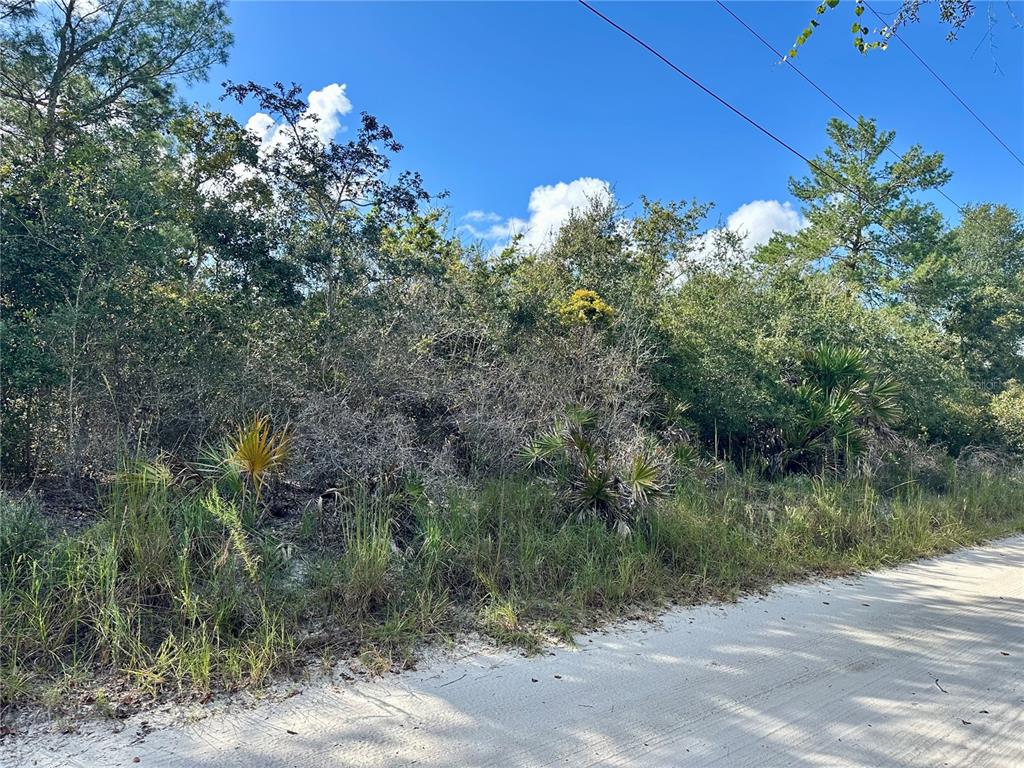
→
(554, 289, 616, 327)
(990, 380, 1024, 452)
(521, 408, 672, 533)
(782, 344, 902, 473)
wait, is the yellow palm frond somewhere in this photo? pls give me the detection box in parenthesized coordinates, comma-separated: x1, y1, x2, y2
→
(228, 415, 291, 498)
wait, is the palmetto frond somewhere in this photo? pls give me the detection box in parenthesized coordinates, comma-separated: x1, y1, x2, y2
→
(564, 404, 597, 429)
(803, 343, 869, 395)
(566, 426, 597, 464)
(787, 343, 904, 470)
(569, 463, 616, 517)
(795, 385, 833, 434)
(623, 451, 665, 506)
(826, 389, 859, 429)
(673, 441, 701, 471)
(518, 428, 567, 467)
(863, 374, 903, 426)
(226, 415, 291, 499)
(522, 408, 671, 530)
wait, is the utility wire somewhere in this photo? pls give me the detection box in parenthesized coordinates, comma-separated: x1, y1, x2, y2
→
(715, 0, 965, 214)
(576, 0, 861, 203)
(577, 0, 930, 250)
(863, 0, 1024, 168)
(717, 1, 854, 122)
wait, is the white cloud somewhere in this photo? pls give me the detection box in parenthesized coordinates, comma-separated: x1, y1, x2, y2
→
(460, 218, 525, 241)
(724, 199, 805, 251)
(204, 84, 355, 199)
(251, 83, 353, 153)
(693, 199, 806, 267)
(463, 210, 502, 224)
(461, 177, 613, 251)
(304, 83, 352, 143)
(244, 112, 276, 144)
(461, 188, 804, 269)
(519, 177, 612, 250)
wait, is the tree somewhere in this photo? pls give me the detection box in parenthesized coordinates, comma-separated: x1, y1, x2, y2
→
(0, 1, 34, 22)
(785, 117, 951, 301)
(906, 204, 1024, 387)
(221, 81, 433, 315)
(167, 108, 302, 305)
(0, 0, 231, 474)
(990, 380, 1024, 452)
(0, 0, 231, 157)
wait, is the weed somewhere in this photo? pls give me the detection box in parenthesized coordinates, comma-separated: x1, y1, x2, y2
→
(2, 459, 1023, 712)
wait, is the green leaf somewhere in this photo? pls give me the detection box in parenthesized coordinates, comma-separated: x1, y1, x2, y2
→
(520, 428, 566, 467)
(564, 404, 596, 429)
(624, 453, 664, 505)
(827, 0, 840, 7)
(854, 4, 864, 15)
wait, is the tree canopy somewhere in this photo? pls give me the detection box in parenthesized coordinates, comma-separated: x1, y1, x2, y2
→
(1, 0, 1022, 484)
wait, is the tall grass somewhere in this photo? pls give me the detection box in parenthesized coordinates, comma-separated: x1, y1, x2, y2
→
(0, 462, 294, 708)
(3, 460, 1023, 710)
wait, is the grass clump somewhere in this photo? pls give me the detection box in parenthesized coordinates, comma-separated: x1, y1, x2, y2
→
(2, 456, 1023, 714)
(0, 460, 295, 707)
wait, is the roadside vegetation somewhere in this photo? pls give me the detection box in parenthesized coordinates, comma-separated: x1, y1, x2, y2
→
(2, 0, 1023, 717)
(4, 454, 1023, 713)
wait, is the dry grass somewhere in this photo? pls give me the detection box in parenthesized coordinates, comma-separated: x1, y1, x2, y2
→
(2, 459, 1023, 718)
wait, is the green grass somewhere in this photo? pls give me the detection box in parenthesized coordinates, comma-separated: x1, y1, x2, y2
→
(2, 460, 1023, 713)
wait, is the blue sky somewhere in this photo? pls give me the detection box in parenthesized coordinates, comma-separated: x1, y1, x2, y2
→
(187, 1, 1024, 249)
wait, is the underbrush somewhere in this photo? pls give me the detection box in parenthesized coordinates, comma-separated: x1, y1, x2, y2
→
(2, 461, 1023, 715)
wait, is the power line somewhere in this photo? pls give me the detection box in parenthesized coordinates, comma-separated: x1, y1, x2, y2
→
(863, 0, 1024, 168)
(575, 0, 861, 204)
(717, 1, 854, 121)
(715, 0, 965, 214)
(576, 0, 938, 249)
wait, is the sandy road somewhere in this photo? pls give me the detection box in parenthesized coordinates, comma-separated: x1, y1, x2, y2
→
(7, 536, 1023, 767)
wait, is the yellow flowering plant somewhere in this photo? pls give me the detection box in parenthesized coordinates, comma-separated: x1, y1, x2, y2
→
(555, 289, 615, 327)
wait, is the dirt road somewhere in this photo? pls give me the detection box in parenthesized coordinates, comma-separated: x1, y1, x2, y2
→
(9, 536, 1023, 767)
